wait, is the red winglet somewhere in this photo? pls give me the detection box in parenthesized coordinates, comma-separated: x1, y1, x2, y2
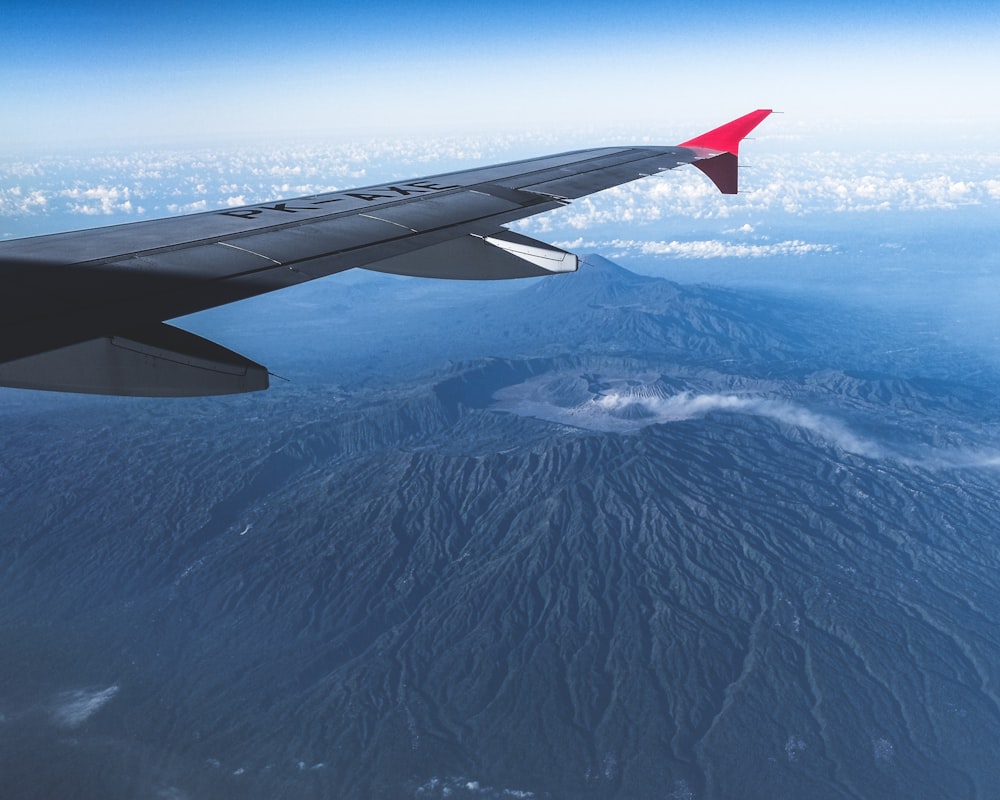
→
(680, 109, 773, 194)
(680, 109, 773, 155)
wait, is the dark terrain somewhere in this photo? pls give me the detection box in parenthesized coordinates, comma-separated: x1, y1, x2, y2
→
(2, 258, 999, 799)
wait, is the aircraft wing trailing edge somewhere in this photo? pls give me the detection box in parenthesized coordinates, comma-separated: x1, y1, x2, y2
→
(0, 110, 772, 396)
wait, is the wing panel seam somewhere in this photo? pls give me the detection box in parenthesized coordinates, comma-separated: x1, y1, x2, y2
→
(218, 241, 282, 265)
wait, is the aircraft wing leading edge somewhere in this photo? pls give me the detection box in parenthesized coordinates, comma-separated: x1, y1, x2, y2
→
(0, 110, 772, 396)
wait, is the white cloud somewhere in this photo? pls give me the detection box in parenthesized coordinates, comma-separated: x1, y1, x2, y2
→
(49, 685, 119, 728)
(594, 391, 885, 457)
(558, 238, 835, 259)
(0, 186, 48, 215)
(166, 199, 208, 214)
(62, 185, 134, 215)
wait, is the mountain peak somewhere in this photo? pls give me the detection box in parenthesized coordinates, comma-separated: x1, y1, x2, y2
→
(577, 253, 653, 284)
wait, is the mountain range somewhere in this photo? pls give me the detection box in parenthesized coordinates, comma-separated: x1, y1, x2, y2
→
(2, 257, 999, 799)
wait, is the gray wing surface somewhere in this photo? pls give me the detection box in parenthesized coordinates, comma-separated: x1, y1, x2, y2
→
(0, 110, 772, 396)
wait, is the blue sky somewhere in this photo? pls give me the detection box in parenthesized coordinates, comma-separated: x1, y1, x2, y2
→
(5, 0, 999, 148)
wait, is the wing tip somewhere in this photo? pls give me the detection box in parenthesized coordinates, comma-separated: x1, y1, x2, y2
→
(680, 109, 774, 194)
(680, 109, 773, 156)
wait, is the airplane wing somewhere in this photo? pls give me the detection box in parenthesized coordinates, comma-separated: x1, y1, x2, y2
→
(0, 109, 772, 396)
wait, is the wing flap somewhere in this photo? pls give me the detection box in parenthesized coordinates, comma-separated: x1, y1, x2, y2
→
(363, 231, 577, 280)
(0, 323, 268, 396)
(234, 215, 412, 265)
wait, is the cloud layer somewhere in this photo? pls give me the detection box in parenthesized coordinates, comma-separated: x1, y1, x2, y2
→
(560, 238, 835, 259)
(3, 144, 998, 229)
